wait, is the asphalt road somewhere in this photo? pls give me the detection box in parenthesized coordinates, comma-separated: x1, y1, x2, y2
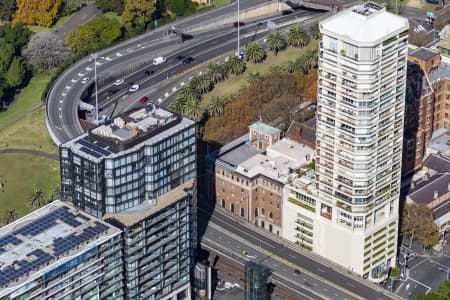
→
(200, 208, 399, 300)
(46, 8, 323, 144)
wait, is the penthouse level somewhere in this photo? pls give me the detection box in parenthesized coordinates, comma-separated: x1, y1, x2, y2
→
(0, 201, 123, 300)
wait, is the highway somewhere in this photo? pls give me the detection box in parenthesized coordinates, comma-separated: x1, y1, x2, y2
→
(45, 0, 327, 145)
(198, 207, 401, 300)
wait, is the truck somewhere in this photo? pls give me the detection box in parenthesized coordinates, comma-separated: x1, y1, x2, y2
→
(153, 56, 167, 65)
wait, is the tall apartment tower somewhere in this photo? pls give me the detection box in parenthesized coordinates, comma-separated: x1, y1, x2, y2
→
(316, 3, 408, 280)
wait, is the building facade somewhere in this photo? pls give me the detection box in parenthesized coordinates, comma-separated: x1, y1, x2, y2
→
(0, 201, 123, 300)
(213, 122, 314, 235)
(104, 180, 195, 300)
(315, 2, 408, 280)
(60, 106, 196, 218)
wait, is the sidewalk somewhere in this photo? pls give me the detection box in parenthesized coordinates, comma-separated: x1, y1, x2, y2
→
(55, 4, 102, 40)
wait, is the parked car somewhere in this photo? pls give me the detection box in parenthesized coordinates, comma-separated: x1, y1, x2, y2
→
(182, 57, 194, 64)
(153, 56, 167, 65)
(81, 77, 89, 84)
(128, 84, 139, 92)
(114, 79, 124, 86)
(139, 96, 149, 104)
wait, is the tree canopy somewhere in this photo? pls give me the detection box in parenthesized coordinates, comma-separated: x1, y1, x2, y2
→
(0, 0, 16, 22)
(402, 203, 440, 248)
(97, 0, 125, 14)
(66, 16, 122, 55)
(122, 0, 156, 35)
(13, 0, 62, 27)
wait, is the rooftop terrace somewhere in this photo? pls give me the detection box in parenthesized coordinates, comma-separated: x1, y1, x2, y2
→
(63, 106, 194, 162)
(0, 201, 120, 295)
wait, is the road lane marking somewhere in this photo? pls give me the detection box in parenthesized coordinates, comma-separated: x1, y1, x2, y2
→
(346, 282, 355, 288)
(317, 268, 325, 273)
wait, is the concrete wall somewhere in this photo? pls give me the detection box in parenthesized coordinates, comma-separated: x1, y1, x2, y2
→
(240, 2, 292, 21)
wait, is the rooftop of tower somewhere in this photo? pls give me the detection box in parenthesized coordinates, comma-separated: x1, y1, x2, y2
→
(320, 2, 409, 46)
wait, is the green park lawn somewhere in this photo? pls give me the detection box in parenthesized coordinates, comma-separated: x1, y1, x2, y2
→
(202, 40, 318, 107)
(0, 154, 60, 220)
(0, 72, 55, 130)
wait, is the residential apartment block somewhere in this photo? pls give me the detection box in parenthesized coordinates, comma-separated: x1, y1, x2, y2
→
(104, 180, 195, 300)
(213, 121, 314, 235)
(60, 105, 196, 218)
(314, 2, 408, 280)
(0, 201, 123, 300)
(59, 106, 197, 300)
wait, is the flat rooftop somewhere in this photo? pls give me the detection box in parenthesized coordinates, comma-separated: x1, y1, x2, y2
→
(0, 201, 120, 295)
(320, 2, 408, 45)
(428, 61, 450, 84)
(103, 179, 195, 227)
(428, 130, 450, 154)
(409, 47, 439, 61)
(236, 139, 314, 184)
(63, 106, 195, 162)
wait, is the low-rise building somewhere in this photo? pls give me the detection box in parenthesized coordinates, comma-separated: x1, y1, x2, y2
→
(213, 121, 314, 235)
(0, 201, 123, 299)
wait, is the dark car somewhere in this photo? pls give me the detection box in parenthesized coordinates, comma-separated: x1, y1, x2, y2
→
(144, 69, 153, 75)
(175, 55, 185, 61)
(107, 88, 119, 95)
(139, 96, 149, 104)
(233, 21, 245, 28)
(182, 57, 194, 64)
(294, 269, 301, 275)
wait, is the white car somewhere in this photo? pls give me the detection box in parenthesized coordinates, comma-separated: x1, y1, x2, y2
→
(81, 77, 89, 84)
(128, 84, 139, 93)
(114, 79, 125, 86)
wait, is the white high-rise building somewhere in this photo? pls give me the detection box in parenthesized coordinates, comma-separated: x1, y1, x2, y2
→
(315, 2, 408, 280)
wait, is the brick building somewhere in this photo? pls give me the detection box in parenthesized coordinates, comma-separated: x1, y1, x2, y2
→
(212, 121, 314, 235)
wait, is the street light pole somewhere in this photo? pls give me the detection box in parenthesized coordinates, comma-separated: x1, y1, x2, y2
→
(237, 0, 240, 55)
(91, 53, 99, 124)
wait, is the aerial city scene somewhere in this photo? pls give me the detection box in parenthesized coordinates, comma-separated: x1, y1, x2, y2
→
(0, 0, 449, 299)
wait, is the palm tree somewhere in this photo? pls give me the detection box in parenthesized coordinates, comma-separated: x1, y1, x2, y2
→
(286, 24, 309, 48)
(169, 94, 186, 114)
(28, 187, 46, 208)
(206, 63, 226, 83)
(266, 30, 285, 55)
(207, 97, 228, 117)
(304, 49, 319, 69)
(185, 98, 204, 122)
(3, 209, 18, 225)
(246, 71, 262, 82)
(191, 74, 212, 94)
(310, 20, 321, 40)
(48, 185, 60, 203)
(245, 42, 265, 64)
(225, 55, 246, 76)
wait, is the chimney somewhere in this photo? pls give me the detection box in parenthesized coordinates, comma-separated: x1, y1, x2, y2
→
(434, 190, 439, 199)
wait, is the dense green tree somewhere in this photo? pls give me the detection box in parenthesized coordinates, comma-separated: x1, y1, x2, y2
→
(0, 23, 31, 50)
(122, 0, 156, 35)
(0, 0, 16, 22)
(97, 0, 125, 14)
(66, 16, 122, 55)
(185, 97, 203, 122)
(0, 38, 15, 74)
(402, 203, 440, 248)
(266, 30, 285, 55)
(309, 20, 320, 40)
(5, 57, 26, 87)
(206, 62, 226, 83)
(304, 49, 318, 69)
(287, 24, 309, 48)
(245, 42, 265, 64)
(225, 55, 245, 76)
(169, 94, 186, 114)
(190, 74, 211, 94)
